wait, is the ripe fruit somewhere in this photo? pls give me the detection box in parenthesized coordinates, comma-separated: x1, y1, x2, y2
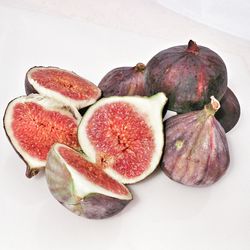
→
(46, 144, 132, 219)
(145, 40, 228, 113)
(78, 93, 167, 184)
(215, 87, 240, 132)
(161, 96, 230, 186)
(98, 63, 146, 97)
(3, 94, 81, 177)
(25, 66, 101, 110)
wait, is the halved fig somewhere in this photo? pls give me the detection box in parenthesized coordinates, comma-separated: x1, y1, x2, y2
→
(161, 96, 230, 186)
(98, 63, 146, 97)
(25, 66, 101, 109)
(78, 93, 167, 184)
(3, 94, 81, 177)
(215, 87, 240, 132)
(46, 143, 132, 219)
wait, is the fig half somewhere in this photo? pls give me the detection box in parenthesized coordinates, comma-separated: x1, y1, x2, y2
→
(161, 97, 230, 186)
(25, 66, 101, 110)
(3, 94, 81, 177)
(98, 63, 146, 97)
(78, 93, 167, 184)
(46, 143, 132, 219)
(215, 87, 240, 132)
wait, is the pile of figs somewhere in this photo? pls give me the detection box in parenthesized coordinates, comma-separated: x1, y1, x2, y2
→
(3, 40, 240, 219)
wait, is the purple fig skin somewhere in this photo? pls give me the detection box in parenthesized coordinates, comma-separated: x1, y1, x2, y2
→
(63, 194, 130, 219)
(98, 63, 146, 97)
(161, 98, 230, 186)
(145, 40, 228, 113)
(215, 87, 240, 133)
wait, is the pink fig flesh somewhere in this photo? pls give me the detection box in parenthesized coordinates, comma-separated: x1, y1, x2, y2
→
(25, 66, 101, 109)
(3, 94, 81, 177)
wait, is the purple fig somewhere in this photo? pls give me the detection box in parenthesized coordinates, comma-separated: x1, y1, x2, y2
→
(98, 63, 146, 97)
(215, 87, 240, 132)
(145, 40, 227, 113)
(161, 96, 230, 186)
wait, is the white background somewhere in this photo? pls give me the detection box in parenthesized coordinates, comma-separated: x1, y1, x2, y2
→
(0, 1, 250, 250)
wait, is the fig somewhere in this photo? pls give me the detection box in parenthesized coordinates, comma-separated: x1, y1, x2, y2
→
(98, 63, 146, 97)
(215, 87, 240, 132)
(3, 94, 81, 177)
(78, 93, 167, 184)
(46, 143, 132, 219)
(145, 40, 228, 113)
(25, 66, 101, 110)
(161, 96, 230, 186)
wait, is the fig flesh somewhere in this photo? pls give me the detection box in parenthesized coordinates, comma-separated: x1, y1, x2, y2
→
(3, 94, 81, 177)
(98, 63, 146, 97)
(215, 87, 240, 132)
(161, 97, 230, 186)
(46, 143, 132, 219)
(145, 40, 228, 113)
(78, 93, 167, 184)
(25, 66, 101, 110)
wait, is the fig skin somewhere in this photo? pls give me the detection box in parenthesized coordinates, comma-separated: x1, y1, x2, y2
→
(63, 194, 130, 219)
(145, 40, 228, 113)
(161, 97, 230, 186)
(45, 144, 132, 219)
(98, 63, 146, 97)
(215, 87, 240, 132)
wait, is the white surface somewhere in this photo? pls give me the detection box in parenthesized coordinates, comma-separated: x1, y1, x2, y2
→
(157, 0, 250, 41)
(0, 2, 250, 250)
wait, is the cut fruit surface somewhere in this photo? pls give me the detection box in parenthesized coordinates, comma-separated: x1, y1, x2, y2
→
(3, 94, 81, 177)
(25, 66, 101, 109)
(46, 143, 132, 219)
(78, 93, 167, 184)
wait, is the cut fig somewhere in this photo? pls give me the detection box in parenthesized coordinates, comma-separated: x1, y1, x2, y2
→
(46, 143, 132, 219)
(25, 66, 101, 109)
(161, 96, 230, 186)
(3, 94, 81, 177)
(215, 87, 240, 132)
(145, 40, 228, 113)
(78, 93, 167, 184)
(98, 63, 146, 97)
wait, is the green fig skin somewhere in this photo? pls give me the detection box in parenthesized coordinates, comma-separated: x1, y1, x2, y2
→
(145, 40, 227, 113)
(161, 98, 230, 186)
(215, 88, 240, 133)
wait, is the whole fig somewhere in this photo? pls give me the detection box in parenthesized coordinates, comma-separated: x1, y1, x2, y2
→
(215, 87, 240, 132)
(161, 96, 230, 186)
(145, 40, 228, 113)
(98, 63, 146, 97)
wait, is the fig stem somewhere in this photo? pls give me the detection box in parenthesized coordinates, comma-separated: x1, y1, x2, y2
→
(134, 63, 145, 72)
(186, 40, 200, 54)
(205, 96, 220, 116)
